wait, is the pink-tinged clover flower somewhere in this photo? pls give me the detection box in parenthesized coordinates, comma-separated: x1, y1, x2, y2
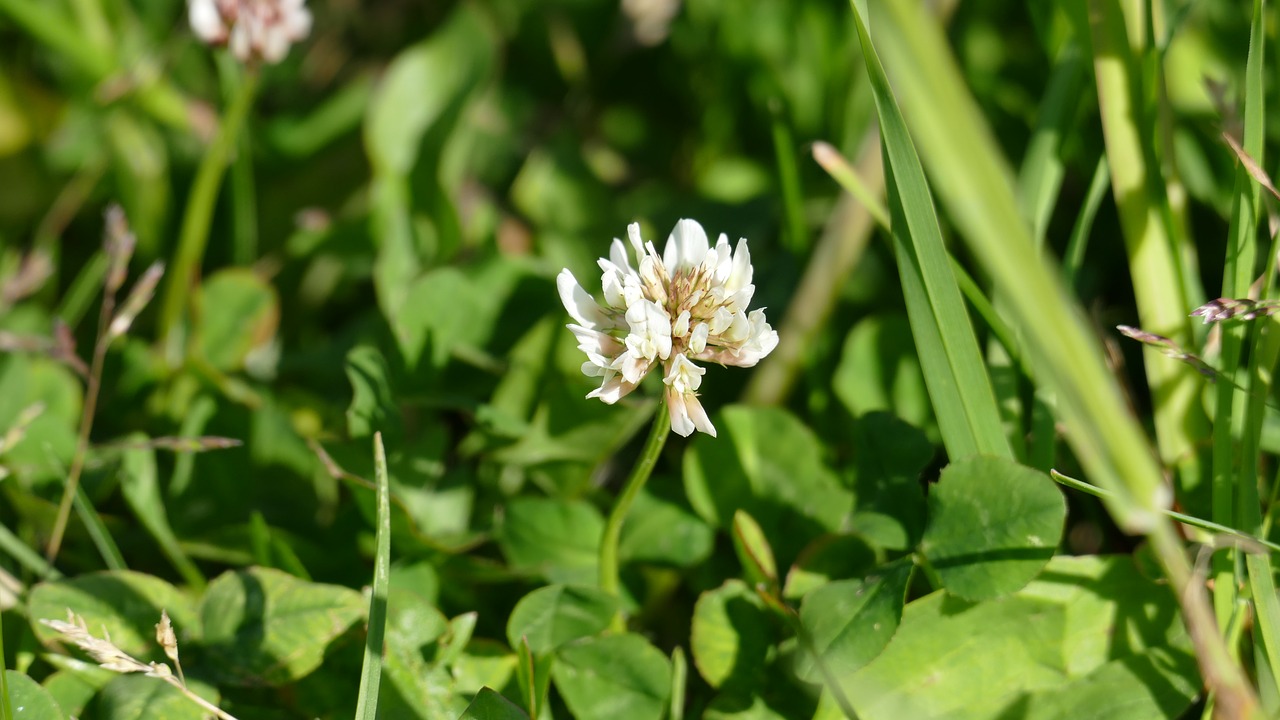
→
(188, 0, 312, 64)
(558, 219, 779, 437)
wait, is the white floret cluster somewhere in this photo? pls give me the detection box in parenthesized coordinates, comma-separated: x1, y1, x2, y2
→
(188, 0, 311, 64)
(558, 219, 779, 437)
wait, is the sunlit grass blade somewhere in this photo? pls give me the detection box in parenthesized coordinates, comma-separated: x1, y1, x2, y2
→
(850, 0, 1256, 712)
(844, 3, 1011, 462)
(1075, 0, 1206, 477)
(1214, 0, 1277, 692)
(354, 431, 391, 720)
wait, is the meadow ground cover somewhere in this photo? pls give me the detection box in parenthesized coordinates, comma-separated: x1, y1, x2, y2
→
(0, 0, 1278, 718)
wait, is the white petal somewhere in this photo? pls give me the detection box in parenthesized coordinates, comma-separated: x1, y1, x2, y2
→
(663, 219, 710, 274)
(568, 324, 623, 356)
(690, 322, 709, 354)
(663, 353, 705, 395)
(588, 374, 638, 404)
(557, 269, 610, 330)
(609, 238, 634, 273)
(673, 310, 690, 338)
(624, 299, 672, 361)
(189, 0, 226, 41)
(626, 223, 646, 262)
(727, 238, 753, 292)
(665, 387, 716, 437)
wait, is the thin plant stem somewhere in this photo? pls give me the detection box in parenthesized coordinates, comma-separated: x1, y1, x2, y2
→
(158, 674, 239, 720)
(46, 259, 119, 564)
(599, 401, 670, 629)
(158, 67, 261, 363)
(1051, 470, 1280, 554)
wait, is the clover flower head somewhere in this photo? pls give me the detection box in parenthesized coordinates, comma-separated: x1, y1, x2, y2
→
(558, 219, 779, 437)
(189, 0, 312, 64)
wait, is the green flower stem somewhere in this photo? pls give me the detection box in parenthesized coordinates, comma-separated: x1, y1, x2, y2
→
(599, 401, 670, 628)
(158, 67, 261, 364)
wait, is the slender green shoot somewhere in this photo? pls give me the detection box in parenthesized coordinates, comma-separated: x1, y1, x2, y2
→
(355, 432, 391, 720)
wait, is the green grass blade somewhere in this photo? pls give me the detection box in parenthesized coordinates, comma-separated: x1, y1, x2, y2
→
(1062, 158, 1110, 290)
(851, 0, 1257, 711)
(1017, 39, 1087, 244)
(72, 482, 125, 572)
(848, 5, 1012, 461)
(1077, 0, 1206, 476)
(0, 523, 59, 579)
(354, 431, 391, 720)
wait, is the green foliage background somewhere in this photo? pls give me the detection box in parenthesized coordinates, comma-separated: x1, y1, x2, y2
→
(0, 0, 1274, 718)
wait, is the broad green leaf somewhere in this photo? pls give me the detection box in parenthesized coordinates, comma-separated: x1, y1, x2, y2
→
(684, 406, 851, 567)
(392, 267, 485, 371)
(796, 558, 911, 682)
(0, 354, 80, 483)
(451, 640, 519, 698)
(848, 412, 931, 550)
(195, 268, 279, 373)
(379, 613, 464, 720)
(618, 487, 714, 568)
(505, 585, 620, 654)
(459, 687, 529, 720)
(365, 5, 493, 309)
(783, 534, 878, 600)
(7, 670, 65, 719)
(920, 456, 1064, 600)
(1020, 651, 1197, 720)
(833, 315, 932, 433)
(498, 497, 602, 585)
(689, 580, 771, 691)
(29, 571, 197, 660)
(200, 566, 364, 686)
(837, 555, 1198, 720)
(345, 345, 403, 440)
(386, 586, 449, 653)
(93, 674, 220, 720)
(553, 634, 671, 720)
(40, 670, 96, 718)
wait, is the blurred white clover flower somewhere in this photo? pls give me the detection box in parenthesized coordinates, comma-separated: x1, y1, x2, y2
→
(558, 219, 779, 437)
(188, 0, 312, 65)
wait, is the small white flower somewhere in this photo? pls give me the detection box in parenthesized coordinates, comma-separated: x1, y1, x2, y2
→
(188, 0, 311, 64)
(557, 219, 779, 437)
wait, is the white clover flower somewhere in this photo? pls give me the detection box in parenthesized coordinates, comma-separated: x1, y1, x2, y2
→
(558, 219, 779, 437)
(188, 0, 312, 65)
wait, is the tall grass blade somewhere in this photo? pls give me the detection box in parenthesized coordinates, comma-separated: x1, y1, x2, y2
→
(843, 2, 1011, 462)
(849, 0, 1257, 712)
(354, 432, 391, 720)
